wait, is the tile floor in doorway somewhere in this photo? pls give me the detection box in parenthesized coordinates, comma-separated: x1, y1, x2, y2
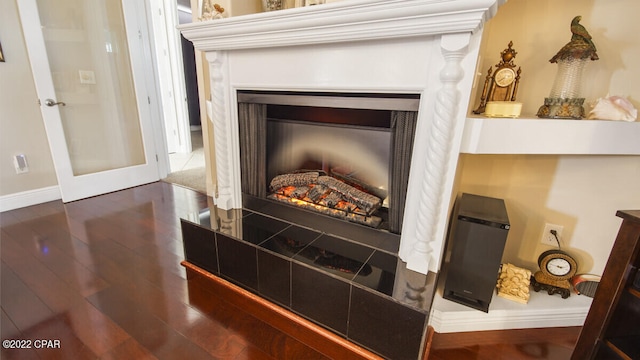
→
(169, 129, 204, 172)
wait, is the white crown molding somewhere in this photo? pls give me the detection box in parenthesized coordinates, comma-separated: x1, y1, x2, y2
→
(180, 0, 504, 51)
(0, 186, 61, 212)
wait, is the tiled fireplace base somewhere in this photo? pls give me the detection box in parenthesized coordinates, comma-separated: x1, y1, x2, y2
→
(180, 206, 437, 360)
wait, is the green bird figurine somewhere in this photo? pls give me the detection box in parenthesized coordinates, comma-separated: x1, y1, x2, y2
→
(570, 16, 598, 60)
(550, 15, 599, 63)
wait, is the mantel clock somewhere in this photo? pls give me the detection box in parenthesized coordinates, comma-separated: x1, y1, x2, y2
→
(531, 249, 578, 299)
(473, 41, 522, 115)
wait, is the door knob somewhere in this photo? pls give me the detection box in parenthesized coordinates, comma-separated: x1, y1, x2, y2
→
(44, 98, 66, 107)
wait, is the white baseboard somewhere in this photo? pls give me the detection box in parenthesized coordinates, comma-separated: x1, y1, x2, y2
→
(0, 186, 61, 212)
(429, 289, 593, 333)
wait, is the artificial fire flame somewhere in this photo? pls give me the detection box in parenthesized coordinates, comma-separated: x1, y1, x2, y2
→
(270, 192, 382, 228)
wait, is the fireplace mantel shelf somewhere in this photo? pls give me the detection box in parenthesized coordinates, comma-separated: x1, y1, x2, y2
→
(461, 116, 640, 155)
(179, 0, 502, 51)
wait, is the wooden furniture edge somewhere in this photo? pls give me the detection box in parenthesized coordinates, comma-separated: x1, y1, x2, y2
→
(571, 210, 640, 359)
(422, 326, 435, 360)
(181, 260, 384, 360)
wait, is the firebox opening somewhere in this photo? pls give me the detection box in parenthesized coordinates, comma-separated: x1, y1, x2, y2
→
(266, 105, 391, 229)
(238, 91, 419, 235)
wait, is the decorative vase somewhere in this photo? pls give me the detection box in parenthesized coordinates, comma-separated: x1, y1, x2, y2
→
(549, 58, 587, 99)
(537, 16, 598, 120)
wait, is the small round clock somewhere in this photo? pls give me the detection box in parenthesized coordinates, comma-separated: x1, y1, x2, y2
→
(494, 68, 516, 87)
(538, 249, 577, 281)
(532, 249, 578, 298)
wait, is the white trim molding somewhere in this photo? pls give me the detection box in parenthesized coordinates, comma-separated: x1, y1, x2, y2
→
(429, 290, 593, 333)
(0, 186, 61, 212)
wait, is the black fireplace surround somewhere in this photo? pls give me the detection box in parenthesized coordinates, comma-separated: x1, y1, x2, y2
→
(181, 201, 436, 359)
(180, 92, 437, 359)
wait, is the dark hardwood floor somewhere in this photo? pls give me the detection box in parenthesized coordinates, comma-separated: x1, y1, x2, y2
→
(428, 326, 581, 360)
(1, 182, 581, 359)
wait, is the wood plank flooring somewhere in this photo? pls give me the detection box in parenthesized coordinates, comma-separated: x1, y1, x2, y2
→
(428, 326, 581, 360)
(1, 182, 581, 359)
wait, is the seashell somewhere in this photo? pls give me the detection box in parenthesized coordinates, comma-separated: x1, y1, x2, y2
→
(587, 95, 637, 121)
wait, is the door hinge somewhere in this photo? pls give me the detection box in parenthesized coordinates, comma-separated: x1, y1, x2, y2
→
(148, 96, 151, 104)
(155, 154, 159, 162)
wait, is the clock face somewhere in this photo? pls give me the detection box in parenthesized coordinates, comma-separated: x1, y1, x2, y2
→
(494, 68, 516, 87)
(538, 250, 577, 281)
(546, 258, 572, 276)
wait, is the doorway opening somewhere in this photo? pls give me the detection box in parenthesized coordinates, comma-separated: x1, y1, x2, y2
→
(161, 0, 205, 193)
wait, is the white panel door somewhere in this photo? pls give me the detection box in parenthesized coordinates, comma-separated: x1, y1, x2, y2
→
(17, 0, 161, 202)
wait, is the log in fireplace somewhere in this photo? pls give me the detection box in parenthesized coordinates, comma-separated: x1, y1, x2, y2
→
(268, 171, 385, 228)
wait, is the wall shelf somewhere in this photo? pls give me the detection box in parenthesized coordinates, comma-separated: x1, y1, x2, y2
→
(460, 116, 640, 155)
(430, 285, 593, 333)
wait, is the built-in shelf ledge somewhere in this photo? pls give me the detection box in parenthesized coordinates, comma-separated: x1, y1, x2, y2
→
(429, 288, 593, 333)
(460, 116, 640, 155)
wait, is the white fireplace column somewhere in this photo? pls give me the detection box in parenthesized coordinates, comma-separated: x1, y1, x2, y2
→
(399, 32, 474, 274)
(181, 0, 505, 274)
(206, 50, 242, 210)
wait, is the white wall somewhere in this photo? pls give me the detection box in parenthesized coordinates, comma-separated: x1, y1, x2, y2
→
(0, 0, 58, 197)
(460, 0, 640, 275)
(457, 154, 640, 275)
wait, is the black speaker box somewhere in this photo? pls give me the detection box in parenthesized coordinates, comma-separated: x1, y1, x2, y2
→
(443, 193, 510, 312)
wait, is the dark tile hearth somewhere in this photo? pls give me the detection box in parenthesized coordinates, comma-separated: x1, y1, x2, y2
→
(181, 205, 437, 359)
(350, 286, 428, 360)
(353, 250, 398, 296)
(260, 225, 322, 258)
(291, 262, 351, 336)
(181, 219, 218, 275)
(257, 250, 290, 306)
(236, 213, 290, 245)
(293, 234, 374, 281)
(217, 233, 259, 291)
(243, 194, 401, 254)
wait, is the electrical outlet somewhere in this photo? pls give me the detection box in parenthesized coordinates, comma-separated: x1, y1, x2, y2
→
(13, 154, 29, 174)
(541, 223, 564, 246)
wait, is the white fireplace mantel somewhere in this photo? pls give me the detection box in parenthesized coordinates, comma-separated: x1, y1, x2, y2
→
(180, 0, 505, 275)
(181, 0, 501, 51)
